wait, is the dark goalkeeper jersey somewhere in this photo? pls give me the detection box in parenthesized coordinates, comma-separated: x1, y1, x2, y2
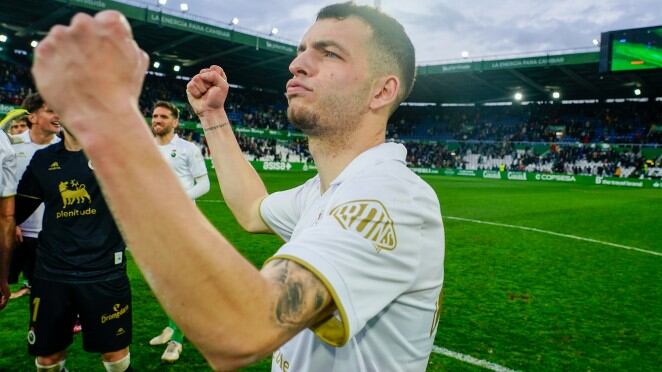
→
(16, 141, 126, 283)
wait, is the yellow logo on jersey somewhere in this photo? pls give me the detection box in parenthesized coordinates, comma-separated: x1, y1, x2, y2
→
(58, 180, 91, 208)
(48, 162, 61, 171)
(330, 199, 397, 251)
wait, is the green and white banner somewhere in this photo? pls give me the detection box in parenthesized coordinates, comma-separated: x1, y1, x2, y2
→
(238, 161, 660, 189)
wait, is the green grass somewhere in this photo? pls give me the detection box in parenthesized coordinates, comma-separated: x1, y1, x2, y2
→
(1, 171, 660, 371)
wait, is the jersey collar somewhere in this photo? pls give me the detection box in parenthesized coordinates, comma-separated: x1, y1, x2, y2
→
(162, 133, 179, 146)
(19, 130, 61, 145)
(18, 129, 32, 144)
(329, 142, 407, 187)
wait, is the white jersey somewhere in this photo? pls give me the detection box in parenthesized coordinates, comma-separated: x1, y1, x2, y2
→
(13, 130, 61, 237)
(157, 134, 207, 192)
(0, 131, 17, 197)
(261, 143, 445, 372)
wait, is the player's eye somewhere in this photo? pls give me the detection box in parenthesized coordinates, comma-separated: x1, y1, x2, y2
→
(323, 50, 339, 59)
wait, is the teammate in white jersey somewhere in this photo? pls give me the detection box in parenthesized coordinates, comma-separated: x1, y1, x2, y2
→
(148, 101, 210, 362)
(7, 115, 29, 136)
(151, 101, 209, 200)
(9, 93, 61, 299)
(31, 3, 443, 370)
(0, 109, 20, 310)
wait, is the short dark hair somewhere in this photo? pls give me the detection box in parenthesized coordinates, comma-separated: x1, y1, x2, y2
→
(21, 92, 46, 114)
(11, 115, 30, 129)
(317, 2, 416, 109)
(153, 101, 179, 119)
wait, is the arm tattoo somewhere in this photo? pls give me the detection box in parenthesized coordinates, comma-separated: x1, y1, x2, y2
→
(262, 259, 334, 330)
(203, 122, 229, 131)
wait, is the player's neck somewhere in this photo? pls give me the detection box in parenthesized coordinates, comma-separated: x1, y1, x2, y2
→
(63, 133, 82, 152)
(309, 126, 385, 194)
(156, 131, 175, 145)
(29, 127, 56, 145)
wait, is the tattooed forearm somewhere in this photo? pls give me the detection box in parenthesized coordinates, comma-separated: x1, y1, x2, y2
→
(276, 282, 304, 325)
(262, 259, 335, 330)
(314, 290, 327, 310)
(202, 122, 229, 131)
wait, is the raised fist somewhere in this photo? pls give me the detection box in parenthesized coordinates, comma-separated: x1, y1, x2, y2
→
(32, 11, 149, 136)
(186, 65, 230, 117)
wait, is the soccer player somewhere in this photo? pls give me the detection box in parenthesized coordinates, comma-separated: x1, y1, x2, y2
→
(148, 100, 210, 362)
(31, 3, 445, 371)
(9, 93, 61, 300)
(0, 110, 20, 311)
(8, 115, 29, 136)
(15, 126, 132, 372)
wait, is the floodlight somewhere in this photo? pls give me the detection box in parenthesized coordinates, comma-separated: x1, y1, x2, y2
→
(634, 88, 641, 96)
(153, 61, 161, 69)
(180, 3, 189, 12)
(552, 91, 560, 99)
(461, 51, 469, 58)
(514, 92, 523, 101)
(157, 0, 167, 5)
(231, 17, 239, 26)
(592, 38, 599, 46)
(270, 27, 279, 36)
(0, 35, 7, 43)
(30, 40, 39, 48)
(173, 65, 181, 72)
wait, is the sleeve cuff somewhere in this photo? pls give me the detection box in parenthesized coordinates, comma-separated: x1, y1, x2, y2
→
(265, 250, 353, 347)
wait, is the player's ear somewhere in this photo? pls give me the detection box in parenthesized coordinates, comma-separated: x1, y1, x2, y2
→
(28, 112, 38, 125)
(369, 74, 399, 113)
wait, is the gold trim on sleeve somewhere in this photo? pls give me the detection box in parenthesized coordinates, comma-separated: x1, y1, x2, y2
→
(264, 254, 351, 347)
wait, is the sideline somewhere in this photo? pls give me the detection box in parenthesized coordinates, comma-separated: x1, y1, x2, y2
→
(445, 216, 661, 257)
(431, 346, 518, 372)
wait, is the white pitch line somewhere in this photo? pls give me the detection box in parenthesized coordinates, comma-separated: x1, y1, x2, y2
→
(445, 216, 661, 257)
(432, 346, 518, 372)
(197, 199, 226, 203)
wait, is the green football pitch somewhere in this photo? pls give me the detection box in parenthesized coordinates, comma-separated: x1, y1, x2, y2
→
(1, 170, 660, 371)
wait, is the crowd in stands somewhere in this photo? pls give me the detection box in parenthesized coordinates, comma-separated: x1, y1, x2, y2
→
(404, 141, 661, 178)
(2, 60, 660, 179)
(388, 102, 662, 144)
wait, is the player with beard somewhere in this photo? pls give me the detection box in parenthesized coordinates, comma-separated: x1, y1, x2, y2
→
(31, 3, 444, 371)
(148, 101, 209, 363)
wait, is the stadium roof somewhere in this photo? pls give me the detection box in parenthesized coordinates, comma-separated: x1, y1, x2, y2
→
(1, 0, 660, 103)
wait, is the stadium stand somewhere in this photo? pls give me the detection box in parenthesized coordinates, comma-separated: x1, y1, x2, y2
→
(0, 0, 660, 181)
(0, 58, 659, 179)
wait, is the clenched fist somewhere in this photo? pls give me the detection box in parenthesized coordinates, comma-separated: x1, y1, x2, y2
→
(187, 65, 230, 117)
(31, 11, 149, 138)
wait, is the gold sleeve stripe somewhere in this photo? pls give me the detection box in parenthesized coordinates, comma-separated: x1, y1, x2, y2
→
(16, 193, 40, 200)
(265, 254, 350, 347)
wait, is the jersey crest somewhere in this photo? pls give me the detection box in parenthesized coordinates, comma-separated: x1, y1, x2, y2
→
(330, 199, 397, 251)
(58, 180, 91, 208)
(48, 161, 61, 171)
